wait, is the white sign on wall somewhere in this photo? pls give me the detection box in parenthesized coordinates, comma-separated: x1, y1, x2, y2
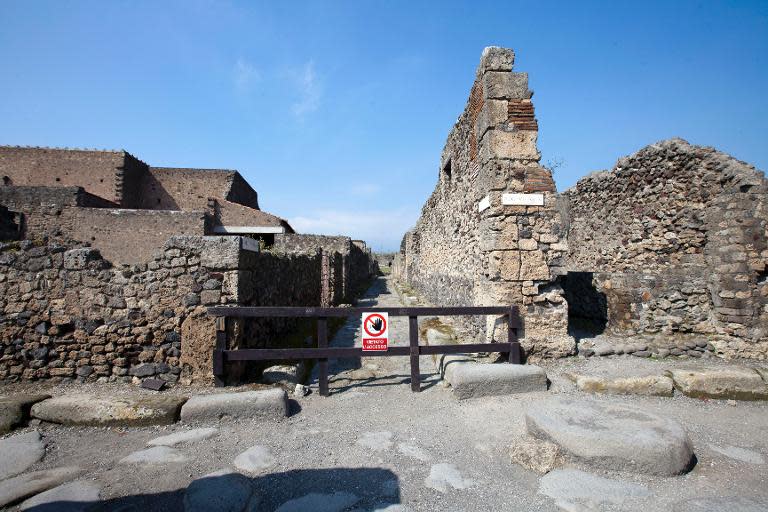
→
(478, 195, 491, 212)
(502, 193, 544, 206)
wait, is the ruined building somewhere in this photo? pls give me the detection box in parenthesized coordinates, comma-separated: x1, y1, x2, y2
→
(395, 47, 768, 361)
(0, 147, 377, 384)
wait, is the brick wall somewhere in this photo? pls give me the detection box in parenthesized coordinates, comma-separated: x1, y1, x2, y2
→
(137, 168, 259, 211)
(0, 147, 147, 205)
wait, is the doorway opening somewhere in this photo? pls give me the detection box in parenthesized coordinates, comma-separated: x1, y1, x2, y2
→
(560, 272, 608, 341)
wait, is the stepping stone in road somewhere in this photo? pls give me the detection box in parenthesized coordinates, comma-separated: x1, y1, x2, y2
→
(566, 373, 674, 397)
(31, 395, 188, 426)
(184, 469, 258, 512)
(180, 389, 287, 422)
(0, 430, 45, 481)
(147, 427, 219, 447)
(275, 492, 360, 512)
(447, 363, 547, 399)
(0, 394, 51, 434)
(119, 446, 189, 465)
(19, 480, 101, 512)
(526, 398, 695, 476)
(538, 468, 650, 509)
(233, 445, 276, 473)
(424, 463, 473, 493)
(667, 367, 768, 400)
(0, 466, 84, 508)
(357, 431, 393, 452)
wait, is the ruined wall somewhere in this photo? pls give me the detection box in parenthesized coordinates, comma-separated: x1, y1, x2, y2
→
(0, 235, 343, 385)
(564, 138, 768, 358)
(0, 147, 147, 206)
(137, 168, 258, 211)
(395, 47, 574, 359)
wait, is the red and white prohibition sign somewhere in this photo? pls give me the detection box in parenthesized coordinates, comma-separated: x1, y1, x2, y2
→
(361, 312, 389, 351)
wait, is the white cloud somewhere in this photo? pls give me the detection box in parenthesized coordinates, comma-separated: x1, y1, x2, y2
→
(350, 183, 381, 195)
(291, 60, 322, 118)
(233, 58, 259, 93)
(289, 208, 417, 252)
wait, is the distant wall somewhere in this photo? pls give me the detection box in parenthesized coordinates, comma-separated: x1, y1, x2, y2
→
(0, 147, 148, 206)
(137, 168, 259, 211)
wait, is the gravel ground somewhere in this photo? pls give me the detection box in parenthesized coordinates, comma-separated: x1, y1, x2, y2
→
(1, 276, 768, 511)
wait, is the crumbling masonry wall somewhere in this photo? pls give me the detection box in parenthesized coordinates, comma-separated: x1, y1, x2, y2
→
(0, 236, 350, 385)
(563, 139, 768, 359)
(394, 47, 575, 359)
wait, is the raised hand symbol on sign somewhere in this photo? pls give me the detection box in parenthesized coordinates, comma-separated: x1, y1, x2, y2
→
(370, 317, 384, 332)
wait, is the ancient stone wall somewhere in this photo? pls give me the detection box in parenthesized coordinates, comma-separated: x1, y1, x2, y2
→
(0, 147, 147, 206)
(0, 235, 343, 385)
(137, 168, 258, 211)
(563, 139, 768, 358)
(395, 47, 574, 359)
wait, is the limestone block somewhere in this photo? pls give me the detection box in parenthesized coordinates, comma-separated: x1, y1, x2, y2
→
(479, 130, 540, 163)
(567, 373, 674, 397)
(526, 398, 695, 476)
(475, 99, 509, 139)
(488, 250, 520, 280)
(448, 363, 547, 399)
(180, 389, 288, 422)
(481, 71, 530, 100)
(667, 367, 768, 400)
(31, 395, 187, 426)
(479, 46, 515, 72)
(520, 251, 550, 280)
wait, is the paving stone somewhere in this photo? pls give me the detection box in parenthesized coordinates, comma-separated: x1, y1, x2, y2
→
(538, 468, 650, 508)
(184, 469, 258, 512)
(261, 365, 300, 386)
(509, 436, 563, 474)
(526, 398, 694, 476)
(233, 445, 276, 473)
(0, 394, 51, 434)
(19, 480, 101, 511)
(448, 363, 547, 399)
(0, 466, 84, 508)
(119, 446, 189, 464)
(275, 492, 359, 512)
(672, 496, 768, 512)
(357, 431, 393, 452)
(667, 367, 768, 400)
(31, 394, 187, 426)
(180, 389, 287, 422)
(396, 443, 431, 462)
(708, 444, 765, 464)
(567, 373, 674, 397)
(423, 463, 473, 493)
(0, 430, 45, 481)
(147, 427, 219, 447)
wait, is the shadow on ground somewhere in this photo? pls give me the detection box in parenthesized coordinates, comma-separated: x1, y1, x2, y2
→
(23, 468, 401, 512)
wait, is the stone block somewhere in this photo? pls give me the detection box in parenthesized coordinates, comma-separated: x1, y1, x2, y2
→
(0, 394, 50, 434)
(667, 367, 768, 400)
(479, 130, 540, 163)
(488, 250, 521, 280)
(567, 373, 674, 397)
(448, 363, 547, 399)
(180, 389, 288, 422)
(31, 394, 188, 426)
(520, 251, 550, 280)
(475, 99, 509, 139)
(479, 46, 515, 72)
(481, 71, 530, 100)
(63, 248, 101, 270)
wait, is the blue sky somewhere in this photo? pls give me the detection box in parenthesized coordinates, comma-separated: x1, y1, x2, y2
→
(1, 1, 766, 251)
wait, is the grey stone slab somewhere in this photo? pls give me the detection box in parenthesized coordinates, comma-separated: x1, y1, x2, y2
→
(0, 394, 51, 434)
(19, 480, 101, 511)
(539, 468, 651, 507)
(31, 395, 187, 426)
(448, 363, 547, 399)
(423, 463, 473, 493)
(184, 470, 257, 512)
(119, 446, 188, 465)
(0, 466, 84, 508)
(672, 496, 768, 512)
(147, 427, 219, 447)
(275, 492, 360, 512)
(0, 430, 45, 481)
(233, 445, 276, 473)
(567, 373, 674, 397)
(180, 389, 287, 422)
(526, 398, 694, 476)
(668, 367, 768, 400)
(357, 431, 393, 452)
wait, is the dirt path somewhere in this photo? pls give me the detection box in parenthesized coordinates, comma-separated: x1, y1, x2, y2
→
(2, 276, 768, 511)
